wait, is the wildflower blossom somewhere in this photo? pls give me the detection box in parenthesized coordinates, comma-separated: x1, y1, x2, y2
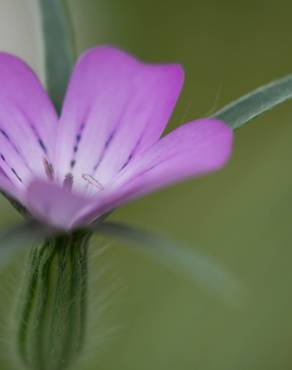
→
(0, 46, 232, 229)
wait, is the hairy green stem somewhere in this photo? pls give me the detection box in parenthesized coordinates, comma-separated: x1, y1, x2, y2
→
(14, 232, 91, 370)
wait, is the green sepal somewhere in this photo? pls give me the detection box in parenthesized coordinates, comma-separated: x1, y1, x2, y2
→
(14, 231, 91, 370)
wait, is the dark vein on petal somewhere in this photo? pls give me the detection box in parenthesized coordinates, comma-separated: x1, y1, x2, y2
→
(0, 152, 23, 183)
(70, 159, 76, 169)
(13, 102, 48, 155)
(66, 106, 92, 171)
(91, 106, 130, 175)
(11, 168, 23, 182)
(0, 160, 11, 180)
(0, 128, 33, 173)
(117, 118, 152, 173)
(70, 123, 86, 170)
(92, 130, 116, 172)
(118, 133, 143, 171)
(118, 151, 180, 187)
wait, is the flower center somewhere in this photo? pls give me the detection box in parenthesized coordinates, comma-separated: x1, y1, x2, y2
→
(43, 158, 104, 195)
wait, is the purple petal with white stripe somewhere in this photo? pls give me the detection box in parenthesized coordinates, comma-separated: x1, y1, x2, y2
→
(0, 53, 58, 190)
(73, 118, 233, 226)
(54, 46, 184, 190)
(0, 46, 233, 230)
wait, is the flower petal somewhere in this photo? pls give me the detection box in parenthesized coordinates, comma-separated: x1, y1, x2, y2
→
(25, 180, 92, 230)
(115, 118, 233, 190)
(74, 119, 233, 225)
(0, 53, 58, 182)
(0, 167, 23, 202)
(55, 46, 183, 188)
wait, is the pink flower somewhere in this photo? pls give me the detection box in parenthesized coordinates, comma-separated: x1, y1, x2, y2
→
(0, 46, 233, 230)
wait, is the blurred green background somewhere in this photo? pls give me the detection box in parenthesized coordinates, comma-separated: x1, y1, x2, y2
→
(1, 0, 292, 369)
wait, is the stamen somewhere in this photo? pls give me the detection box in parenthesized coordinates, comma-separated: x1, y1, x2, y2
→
(43, 158, 54, 180)
(64, 173, 73, 190)
(82, 174, 104, 191)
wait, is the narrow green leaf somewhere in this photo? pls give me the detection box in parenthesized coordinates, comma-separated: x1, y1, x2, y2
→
(214, 74, 292, 130)
(94, 222, 242, 303)
(0, 221, 53, 267)
(38, 0, 76, 111)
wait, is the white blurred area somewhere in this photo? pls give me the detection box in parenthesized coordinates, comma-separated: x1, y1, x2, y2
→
(0, 0, 43, 78)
